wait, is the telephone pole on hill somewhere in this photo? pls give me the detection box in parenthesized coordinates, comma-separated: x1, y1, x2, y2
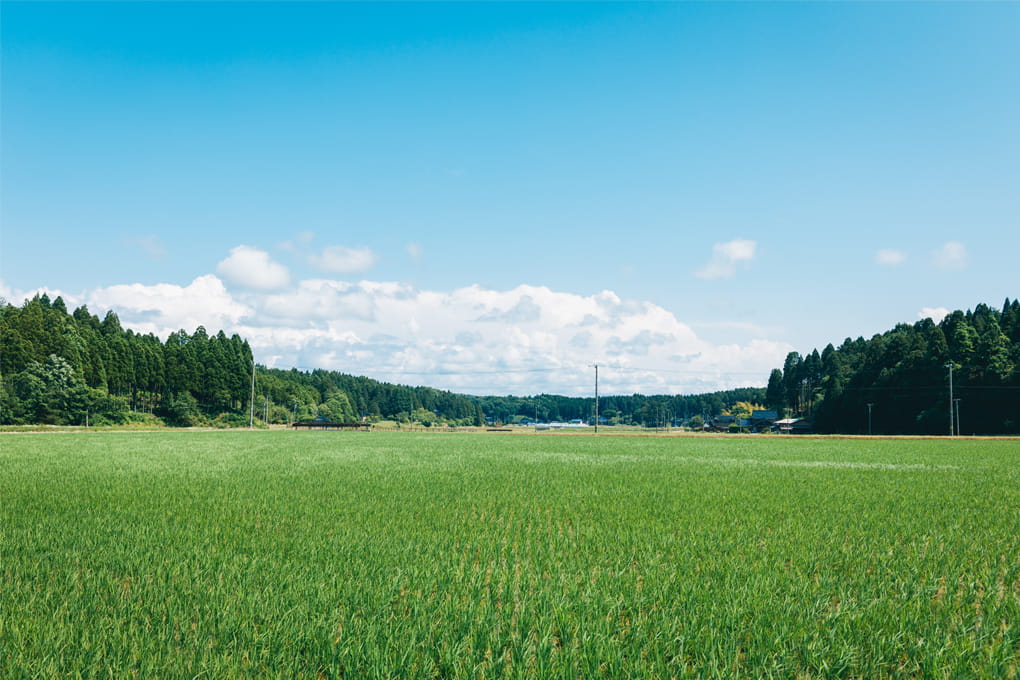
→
(945, 363, 954, 437)
(249, 361, 256, 429)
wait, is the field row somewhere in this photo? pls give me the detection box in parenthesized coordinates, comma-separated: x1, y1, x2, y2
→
(2, 431, 1018, 678)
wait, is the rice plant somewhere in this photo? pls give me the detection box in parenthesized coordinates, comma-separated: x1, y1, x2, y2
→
(1, 431, 1017, 678)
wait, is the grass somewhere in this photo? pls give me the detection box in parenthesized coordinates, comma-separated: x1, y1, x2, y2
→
(1, 431, 1018, 679)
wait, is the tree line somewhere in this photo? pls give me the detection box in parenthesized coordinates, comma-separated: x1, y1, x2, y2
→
(1, 294, 254, 426)
(254, 367, 485, 427)
(471, 388, 767, 428)
(763, 299, 1020, 434)
(3, 293, 1016, 433)
(0, 294, 485, 427)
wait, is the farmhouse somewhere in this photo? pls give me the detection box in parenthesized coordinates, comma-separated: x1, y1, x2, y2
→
(292, 416, 371, 431)
(772, 418, 813, 435)
(708, 414, 736, 431)
(750, 410, 778, 432)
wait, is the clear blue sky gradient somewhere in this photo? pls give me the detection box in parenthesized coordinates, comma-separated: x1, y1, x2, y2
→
(2, 2, 1018, 391)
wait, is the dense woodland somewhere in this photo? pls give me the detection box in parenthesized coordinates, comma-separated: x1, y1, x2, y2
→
(2, 294, 1017, 433)
(765, 299, 1020, 434)
(0, 294, 484, 427)
(1, 294, 254, 427)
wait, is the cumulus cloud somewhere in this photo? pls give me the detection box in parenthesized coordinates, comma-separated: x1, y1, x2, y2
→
(40, 274, 792, 396)
(0, 282, 81, 308)
(216, 245, 291, 290)
(875, 248, 906, 266)
(476, 295, 542, 324)
(309, 245, 377, 274)
(934, 241, 968, 271)
(260, 279, 377, 324)
(87, 275, 252, 334)
(918, 307, 950, 324)
(694, 239, 757, 279)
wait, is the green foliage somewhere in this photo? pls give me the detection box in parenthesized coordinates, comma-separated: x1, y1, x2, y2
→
(164, 391, 204, 427)
(211, 412, 251, 429)
(318, 390, 356, 422)
(765, 368, 784, 412)
(774, 300, 1020, 434)
(4, 354, 88, 424)
(2, 432, 1018, 677)
(725, 400, 762, 419)
(86, 390, 131, 425)
(1, 296, 252, 426)
(257, 365, 481, 426)
(412, 407, 436, 427)
(472, 387, 767, 428)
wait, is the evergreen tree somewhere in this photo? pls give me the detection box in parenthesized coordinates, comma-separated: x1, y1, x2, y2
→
(978, 317, 1013, 382)
(782, 352, 803, 415)
(765, 369, 784, 412)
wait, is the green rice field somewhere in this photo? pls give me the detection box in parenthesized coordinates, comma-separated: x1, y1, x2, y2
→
(1, 431, 1018, 679)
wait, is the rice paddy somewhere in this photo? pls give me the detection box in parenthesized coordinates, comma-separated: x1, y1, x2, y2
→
(1, 431, 1018, 678)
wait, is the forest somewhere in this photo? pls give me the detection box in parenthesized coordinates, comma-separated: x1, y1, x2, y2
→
(0, 294, 483, 427)
(764, 299, 1020, 435)
(1, 294, 1017, 433)
(1, 294, 253, 427)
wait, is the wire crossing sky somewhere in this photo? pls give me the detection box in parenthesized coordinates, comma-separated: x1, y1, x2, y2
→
(2, 2, 1017, 396)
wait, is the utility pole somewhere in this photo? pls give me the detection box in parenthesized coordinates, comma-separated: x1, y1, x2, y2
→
(249, 361, 256, 429)
(293, 400, 299, 424)
(592, 363, 599, 435)
(945, 363, 954, 437)
(867, 403, 874, 436)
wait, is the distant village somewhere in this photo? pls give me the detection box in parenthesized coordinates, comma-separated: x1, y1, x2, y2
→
(499, 410, 813, 434)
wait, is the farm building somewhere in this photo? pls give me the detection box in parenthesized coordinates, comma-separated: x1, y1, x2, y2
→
(772, 418, 813, 434)
(707, 414, 736, 431)
(750, 410, 778, 432)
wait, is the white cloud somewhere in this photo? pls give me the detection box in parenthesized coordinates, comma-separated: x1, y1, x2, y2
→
(918, 307, 950, 324)
(260, 279, 377, 324)
(232, 281, 788, 395)
(694, 239, 757, 279)
(0, 282, 82, 308)
(216, 245, 291, 290)
(875, 248, 906, 266)
(87, 275, 251, 334)
(933, 241, 968, 271)
(309, 245, 378, 274)
(39, 273, 792, 396)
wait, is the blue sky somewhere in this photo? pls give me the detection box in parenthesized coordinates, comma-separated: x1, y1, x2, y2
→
(2, 2, 1018, 396)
